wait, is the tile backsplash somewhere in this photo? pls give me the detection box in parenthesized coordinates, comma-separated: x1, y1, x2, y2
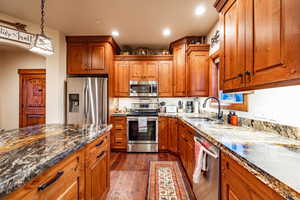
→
(115, 97, 200, 112)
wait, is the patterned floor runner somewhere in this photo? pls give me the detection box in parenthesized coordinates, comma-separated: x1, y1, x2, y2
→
(147, 161, 190, 200)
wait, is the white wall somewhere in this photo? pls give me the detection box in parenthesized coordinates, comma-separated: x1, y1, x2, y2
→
(0, 12, 66, 128)
(206, 21, 300, 128)
(206, 21, 220, 56)
(0, 50, 46, 129)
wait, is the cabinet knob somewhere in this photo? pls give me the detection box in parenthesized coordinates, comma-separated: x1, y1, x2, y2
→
(290, 69, 297, 75)
(244, 71, 251, 83)
(238, 73, 244, 83)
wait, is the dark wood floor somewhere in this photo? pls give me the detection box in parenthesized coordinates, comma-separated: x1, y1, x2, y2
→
(106, 152, 195, 200)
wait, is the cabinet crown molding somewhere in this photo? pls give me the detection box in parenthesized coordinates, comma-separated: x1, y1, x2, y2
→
(66, 35, 121, 53)
(186, 44, 210, 54)
(114, 55, 173, 61)
(214, 0, 229, 12)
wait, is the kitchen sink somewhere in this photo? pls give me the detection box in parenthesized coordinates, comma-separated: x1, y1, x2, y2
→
(185, 116, 224, 125)
(186, 117, 214, 121)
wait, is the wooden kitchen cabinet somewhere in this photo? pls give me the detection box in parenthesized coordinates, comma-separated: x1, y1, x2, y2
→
(67, 42, 106, 74)
(221, 152, 284, 200)
(217, 0, 300, 92)
(88, 42, 106, 73)
(2, 132, 111, 200)
(129, 61, 144, 81)
(66, 36, 120, 75)
(178, 121, 195, 183)
(159, 116, 169, 152)
(111, 116, 127, 150)
(219, 0, 246, 91)
(114, 55, 173, 97)
(85, 135, 110, 200)
(173, 43, 187, 96)
(67, 42, 88, 74)
(168, 117, 178, 153)
(187, 45, 210, 96)
(158, 61, 173, 97)
(144, 61, 159, 80)
(129, 61, 158, 81)
(114, 61, 129, 97)
(3, 149, 85, 200)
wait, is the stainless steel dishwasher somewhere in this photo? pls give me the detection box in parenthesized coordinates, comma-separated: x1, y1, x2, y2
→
(193, 135, 220, 200)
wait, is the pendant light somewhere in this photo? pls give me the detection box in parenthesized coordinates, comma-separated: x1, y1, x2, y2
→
(30, 0, 54, 55)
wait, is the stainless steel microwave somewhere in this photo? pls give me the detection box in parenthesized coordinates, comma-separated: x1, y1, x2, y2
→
(129, 81, 158, 97)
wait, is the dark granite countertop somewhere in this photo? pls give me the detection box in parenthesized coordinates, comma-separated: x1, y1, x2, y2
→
(160, 113, 300, 200)
(0, 123, 112, 198)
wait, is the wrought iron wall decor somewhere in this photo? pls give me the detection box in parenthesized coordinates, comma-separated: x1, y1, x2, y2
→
(211, 30, 220, 47)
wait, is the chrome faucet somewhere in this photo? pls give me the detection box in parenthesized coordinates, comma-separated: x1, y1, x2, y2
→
(203, 97, 223, 120)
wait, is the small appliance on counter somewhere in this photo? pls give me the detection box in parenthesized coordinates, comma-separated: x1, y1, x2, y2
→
(193, 100, 199, 114)
(166, 105, 177, 113)
(159, 101, 166, 113)
(186, 101, 194, 113)
(178, 100, 184, 113)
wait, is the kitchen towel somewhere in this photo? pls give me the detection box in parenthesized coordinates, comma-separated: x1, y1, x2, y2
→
(138, 117, 148, 133)
(193, 138, 208, 184)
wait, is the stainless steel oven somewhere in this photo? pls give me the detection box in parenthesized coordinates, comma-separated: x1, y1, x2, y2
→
(127, 116, 158, 152)
(129, 81, 158, 97)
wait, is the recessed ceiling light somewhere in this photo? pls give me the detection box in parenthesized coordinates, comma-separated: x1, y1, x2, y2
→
(162, 28, 171, 37)
(111, 30, 119, 37)
(195, 5, 206, 16)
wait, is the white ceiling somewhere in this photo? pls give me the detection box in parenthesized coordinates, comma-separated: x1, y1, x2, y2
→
(0, 0, 219, 49)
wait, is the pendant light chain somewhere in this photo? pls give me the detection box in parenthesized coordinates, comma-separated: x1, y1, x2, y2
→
(40, 0, 45, 35)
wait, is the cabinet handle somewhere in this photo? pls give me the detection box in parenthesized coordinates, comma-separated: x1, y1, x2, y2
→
(97, 151, 106, 159)
(95, 140, 104, 147)
(38, 171, 64, 191)
(245, 71, 251, 83)
(238, 73, 244, 83)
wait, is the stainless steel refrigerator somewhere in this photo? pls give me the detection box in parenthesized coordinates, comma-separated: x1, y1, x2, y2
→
(66, 77, 108, 125)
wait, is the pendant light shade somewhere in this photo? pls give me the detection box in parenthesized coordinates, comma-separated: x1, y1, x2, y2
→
(30, 0, 54, 56)
(30, 34, 54, 55)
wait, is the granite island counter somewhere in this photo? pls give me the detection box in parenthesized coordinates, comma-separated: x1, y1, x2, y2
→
(0, 124, 112, 199)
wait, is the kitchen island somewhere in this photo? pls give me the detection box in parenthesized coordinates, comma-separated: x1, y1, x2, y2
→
(0, 124, 112, 200)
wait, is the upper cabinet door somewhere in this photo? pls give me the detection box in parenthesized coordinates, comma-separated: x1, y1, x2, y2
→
(67, 42, 88, 74)
(144, 61, 158, 80)
(114, 61, 129, 97)
(129, 61, 144, 81)
(88, 42, 106, 73)
(219, 0, 300, 92)
(187, 49, 209, 97)
(247, 0, 296, 86)
(158, 61, 173, 97)
(220, 0, 246, 92)
(173, 44, 187, 97)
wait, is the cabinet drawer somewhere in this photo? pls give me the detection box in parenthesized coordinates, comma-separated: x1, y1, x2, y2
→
(87, 136, 108, 167)
(112, 117, 126, 130)
(13, 152, 84, 200)
(41, 155, 82, 200)
(87, 144, 108, 167)
(114, 130, 126, 138)
(113, 123, 126, 130)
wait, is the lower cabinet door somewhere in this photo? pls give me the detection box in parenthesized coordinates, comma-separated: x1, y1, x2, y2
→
(186, 141, 195, 182)
(221, 152, 284, 200)
(86, 151, 109, 200)
(159, 117, 169, 151)
(168, 118, 178, 153)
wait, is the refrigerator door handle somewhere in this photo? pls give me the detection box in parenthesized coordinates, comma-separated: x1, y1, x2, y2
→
(84, 84, 88, 120)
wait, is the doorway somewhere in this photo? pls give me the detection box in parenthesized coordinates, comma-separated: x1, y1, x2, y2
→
(18, 69, 46, 128)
